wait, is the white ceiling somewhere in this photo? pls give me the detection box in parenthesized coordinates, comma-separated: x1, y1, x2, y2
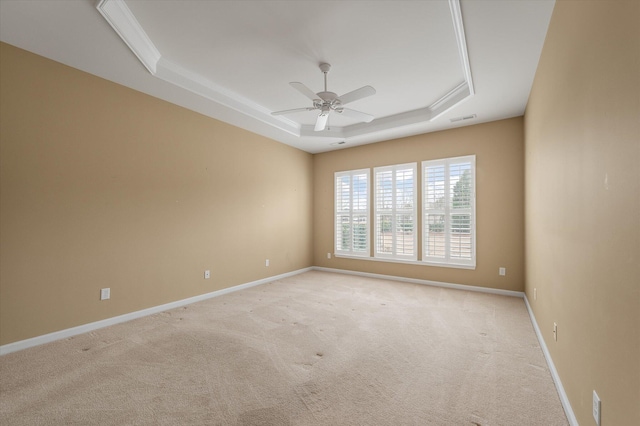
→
(0, 0, 555, 154)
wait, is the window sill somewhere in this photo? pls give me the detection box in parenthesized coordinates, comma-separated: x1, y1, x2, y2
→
(334, 254, 476, 270)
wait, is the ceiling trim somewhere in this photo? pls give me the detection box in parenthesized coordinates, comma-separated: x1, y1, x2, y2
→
(155, 57, 302, 137)
(96, 0, 474, 141)
(96, 0, 160, 74)
(449, 0, 474, 96)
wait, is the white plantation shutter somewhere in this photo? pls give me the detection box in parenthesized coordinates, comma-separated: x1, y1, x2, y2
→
(374, 163, 417, 260)
(335, 169, 370, 256)
(423, 156, 475, 267)
(424, 163, 446, 258)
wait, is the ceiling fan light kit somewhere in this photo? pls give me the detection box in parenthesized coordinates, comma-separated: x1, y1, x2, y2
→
(272, 63, 376, 132)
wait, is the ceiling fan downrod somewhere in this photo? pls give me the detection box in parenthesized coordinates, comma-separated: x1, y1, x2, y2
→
(317, 63, 338, 104)
(320, 63, 331, 92)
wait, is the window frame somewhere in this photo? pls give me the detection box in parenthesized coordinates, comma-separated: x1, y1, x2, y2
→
(373, 163, 418, 261)
(334, 169, 370, 257)
(422, 155, 476, 269)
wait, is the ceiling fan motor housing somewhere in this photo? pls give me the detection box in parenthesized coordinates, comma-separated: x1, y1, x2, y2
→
(317, 91, 338, 102)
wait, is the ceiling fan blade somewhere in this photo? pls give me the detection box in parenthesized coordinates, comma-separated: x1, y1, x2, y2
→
(271, 107, 315, 116)
(314, 113, 329, 131)
(339, 107, 374, 123)
(290, 82, 319, 102)
(338, 85, 376, 105)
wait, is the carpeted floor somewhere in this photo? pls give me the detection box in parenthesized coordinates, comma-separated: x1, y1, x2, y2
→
(0, 271, 568, 425)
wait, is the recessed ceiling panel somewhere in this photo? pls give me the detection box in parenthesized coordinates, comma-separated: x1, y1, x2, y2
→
(125, 0, 464, 128)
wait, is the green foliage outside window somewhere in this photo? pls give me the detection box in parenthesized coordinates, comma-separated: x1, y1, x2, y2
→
(452, 169, 471, 209)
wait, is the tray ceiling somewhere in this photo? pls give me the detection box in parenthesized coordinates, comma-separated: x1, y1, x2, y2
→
(0, 0, 555, 153)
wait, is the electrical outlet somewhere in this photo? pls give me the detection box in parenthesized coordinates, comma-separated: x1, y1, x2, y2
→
(534, 288, 537, 300)
(553, 322, 557, 341)
(265, 259, 270, 267)
(593, 390, 601, 425)
(204, 270, 210, 279)
(327, 252, 331, 259)
(499, 267, 506, 276)
(100, 288, 110, 300)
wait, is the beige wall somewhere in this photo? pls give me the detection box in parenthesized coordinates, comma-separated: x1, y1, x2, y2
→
(0, 43, 314, 345)
(313, 118, 525, 292)
(524, 1, 639, 424)
(5, 3, 639, 421)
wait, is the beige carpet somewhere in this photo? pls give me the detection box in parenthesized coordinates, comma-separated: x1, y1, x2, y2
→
(0, 271, 567, 425)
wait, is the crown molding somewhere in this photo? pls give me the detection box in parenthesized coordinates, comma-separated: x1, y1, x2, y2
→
(155, 57, 302, 137)
(429, 81, 472, 120)
(96, 0, 474, 141)
(449, 0, 474, 96)
(96, 0, 160, 74)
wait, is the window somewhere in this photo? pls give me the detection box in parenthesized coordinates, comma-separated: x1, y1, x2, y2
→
(423, 156, 475, 267)
(334, 157, 475, 269)
(335, 169, 370, 257)
(374, 163, 417, 261)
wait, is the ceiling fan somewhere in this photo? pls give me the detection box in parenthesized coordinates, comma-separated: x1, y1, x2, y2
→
(271, 63, 376, 131)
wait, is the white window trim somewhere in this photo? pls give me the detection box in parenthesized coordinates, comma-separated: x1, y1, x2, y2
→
(373, 163, 418, 261)
(334, 253, 476, 269)
(422, 155, 476, 268)
(334, 169, 370, 257)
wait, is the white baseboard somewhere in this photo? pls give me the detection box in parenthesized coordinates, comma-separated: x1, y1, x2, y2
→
(524, 295, 578, 426)
(0, 267, 312, 356)
(312, 266, 525, 298)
